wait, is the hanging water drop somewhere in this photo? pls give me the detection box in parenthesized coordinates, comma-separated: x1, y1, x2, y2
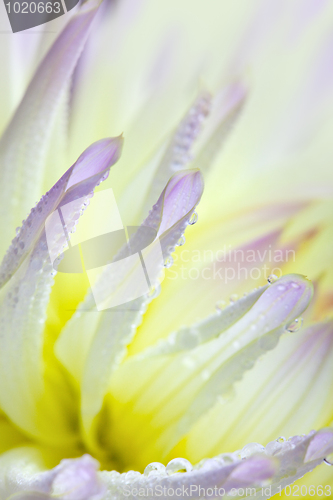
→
(215, 300, 226, 313)
(286, 317, 303, 332)
(188, 210, 198, 225)
(177, 234, 186, 246)
(267, 274, 278, 284)
(229, 294, 238, 303)
(144, 462, 166, 476)
(164, 256, 174, 268)
(148, 285, 161, 299)
(166, 458, 193, 475)
(324, 456, 333, 466)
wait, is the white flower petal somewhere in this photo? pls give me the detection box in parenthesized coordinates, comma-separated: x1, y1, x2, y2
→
(0, 0, 100, 260)
(186, 320, 333, 462)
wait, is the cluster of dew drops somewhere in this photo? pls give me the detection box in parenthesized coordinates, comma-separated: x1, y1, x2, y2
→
(122, 433, 332, 482)
(163, 209, 198, 271)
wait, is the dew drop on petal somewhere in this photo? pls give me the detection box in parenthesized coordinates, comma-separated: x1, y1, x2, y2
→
(217, 453, 239, 465)
(240, 442, 265, 459)
(277, 285, 286, 291)
(215, 300, 226, 313)
(229, 294, 239, 303)
(286, 317, 303, 332)
(265, 440, 283, 455)
(177, 235, 186, 246)
(148, 285, 161, 299)
(277, 436, 286, 443)
(188, 210, 198, 225)
(324, 455, 333, 466)
(164, 256, 174, 268)
(166, 458, 193, 475)
(267, 274, 278, 284)
(144, 462, 166, 476)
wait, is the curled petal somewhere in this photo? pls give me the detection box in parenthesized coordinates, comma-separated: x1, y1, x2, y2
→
(0, 138, 122, 443)
(97, 430, 332, 499)
(108, 275, 313, 465)
(0, 137, 122, 289)
(1, 430, 332, 499)
(185, 320, 333, 462)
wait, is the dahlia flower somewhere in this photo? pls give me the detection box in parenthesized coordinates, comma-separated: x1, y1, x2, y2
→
(0, 0, 332, 499)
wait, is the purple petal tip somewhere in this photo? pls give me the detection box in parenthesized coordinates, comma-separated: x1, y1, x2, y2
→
(66, 136, 123, 191)
(305, 429, 333, 462)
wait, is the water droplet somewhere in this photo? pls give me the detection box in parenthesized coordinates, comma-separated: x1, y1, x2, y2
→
(229, 294, 239, 303)
(164, 256, 173, 268)
(144, 462, 166, 476)
(240, 442, 265, 459)
(148, 285, 161, 299)
(291, 282, 300, 289)
(215, 300, 226, 313)
(125, 471, 141, 482)
(195, 458, 220, 471)
(265, 440, 283, 455)
(188, 210, 198, 225)
(217, 453, 239, 465)
(288, 436, 303, 446)
(177, 234, 186, 246)
(15, 227, 20, 235)
(324, 457, 333, 466)
(277, 436, 286, 443)
(286, 317, 303, 333)
(267, 274, 278, 284)
(166, 458, 193, 475)
(277, 285, 286, 291)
